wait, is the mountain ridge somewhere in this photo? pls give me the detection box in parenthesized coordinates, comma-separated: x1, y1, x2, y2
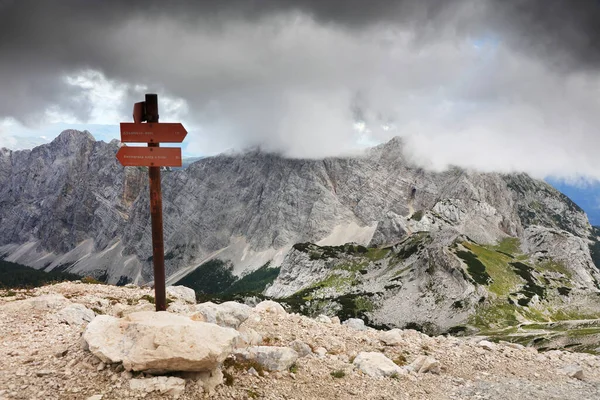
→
(2, 130, 600, 338)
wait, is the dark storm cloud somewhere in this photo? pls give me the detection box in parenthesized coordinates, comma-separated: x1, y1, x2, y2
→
(0, 0, 598, 124)
(2, 0, 600, 178)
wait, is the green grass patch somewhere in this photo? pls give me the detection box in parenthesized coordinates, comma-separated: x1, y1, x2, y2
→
(492, 237, 522, 254)
(547, 308, 600, 321)
(140, 294, 155, 304)
(330, 370, 346, 378)
(455, 249, 492, 286)
(365, 247, 391, 261)
(410, 210, 424, 221)
(463, 242, 521, 295)
(535, 260, 572, 279)
(332, 261, 368, 273)
(394, 232, 431, 260)
(311, 273, 357, 291)
(392, 354, 407, 366)
(469, 301, 520, 329)
(510, 261, 546, 304)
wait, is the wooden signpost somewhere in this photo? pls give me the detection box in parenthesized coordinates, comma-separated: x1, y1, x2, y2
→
(116, 146, 182, 167)
(116, 94, 185, 311)
(120, 122, 187, 143)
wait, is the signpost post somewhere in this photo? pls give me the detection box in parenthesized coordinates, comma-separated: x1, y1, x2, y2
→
(116, 94, 186, 311)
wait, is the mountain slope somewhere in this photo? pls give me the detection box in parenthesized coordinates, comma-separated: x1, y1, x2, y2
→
(1, 130, 600, 337)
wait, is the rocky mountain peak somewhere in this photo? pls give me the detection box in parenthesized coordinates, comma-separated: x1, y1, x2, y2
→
(53, 129, 95, 143)
(1, 133, 600, 343)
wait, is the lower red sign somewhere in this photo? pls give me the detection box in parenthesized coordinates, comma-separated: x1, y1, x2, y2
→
(116, 146, 182, 167)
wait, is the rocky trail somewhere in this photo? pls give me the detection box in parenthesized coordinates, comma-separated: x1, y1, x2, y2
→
(1, 282, 599, 400)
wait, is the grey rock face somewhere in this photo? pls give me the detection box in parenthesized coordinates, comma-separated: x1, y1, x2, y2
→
(1, 131, 599, 311)
(0, 130, 146, 283)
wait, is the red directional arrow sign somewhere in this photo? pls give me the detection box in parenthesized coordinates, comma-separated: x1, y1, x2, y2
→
(116, 146, 182, 167)
(120, 122, 187, 143)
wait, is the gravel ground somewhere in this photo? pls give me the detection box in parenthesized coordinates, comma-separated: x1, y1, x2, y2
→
(0, 282, 599, 400)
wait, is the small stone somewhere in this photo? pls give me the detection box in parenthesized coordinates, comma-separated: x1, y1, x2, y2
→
(325, 338, 346, 355)
(501, 341, 525, 350)
(54, 348, 68, 358)
(380, 329, 404, 346)
(234, 346, 299, 371)
(166, 285, 196, 304)
(191, 301, 252, 329)
(342, 318, 366, 331)
(315, 314, 332, 324)
(478, 340, 496, 351)
(97, 362, 105, 371)
(248, 367, 259, 377)
(560, 365, 584, 380)
(130, 376, 186, 397)
(36, 370, 53, 377)
(86, 395, 103, 400)
(408, 355, 441, 374)
(289, 339, 312, 357)
(236, 326, 263, 348)
(57, 303, 96, 326)
(353, 352, 406, 378)
(314, 347, 327, 357)
(254, 300, 287, 315)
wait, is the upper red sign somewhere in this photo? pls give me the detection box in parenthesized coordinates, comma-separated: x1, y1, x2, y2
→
(116, 146, 182, 167)
(120, 122, 187, 143)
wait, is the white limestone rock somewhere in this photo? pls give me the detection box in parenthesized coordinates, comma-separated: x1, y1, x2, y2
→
(352, 352, 406, 378)
(560, 365, 584, 380)
(83, 311, 239, 373)
(408, 355, 441, 374)
(181, 368, 224, 395)
(478, 340, 496, 351)
(121, 302, 156, 317)
(254, 300, 287, 316)
(166, 285, 196, 304)
(289, 339, 312, 357)
(191, 301, 252, 329)
(380, 329, 405, 346)
(2, 294, 71, 312)
(234, 346, 298, 371)
(166, 301, 193, 314)
(236, 326, 263, 348)
(57, 304, 95, 326)
(342, 318, 366, 331)
(111, 303, 128, 317)
(316, 314, 332, 324)
(130, 376, 186, 398)
(314, 347, 327, 358)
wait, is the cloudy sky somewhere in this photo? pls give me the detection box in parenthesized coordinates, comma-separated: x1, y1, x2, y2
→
(1, 0, 600, 180)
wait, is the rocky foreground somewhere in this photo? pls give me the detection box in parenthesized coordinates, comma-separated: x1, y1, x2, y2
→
(1, 283, 600, 400)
